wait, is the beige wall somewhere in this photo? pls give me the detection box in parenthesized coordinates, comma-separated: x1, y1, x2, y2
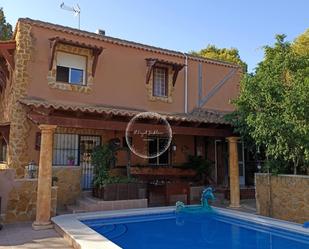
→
(25, 24, 241, 114)
(0, 19, 241, 177)
(256, 173, 309, 223)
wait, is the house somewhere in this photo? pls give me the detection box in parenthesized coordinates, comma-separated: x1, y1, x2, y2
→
(0, 18, 256, 228)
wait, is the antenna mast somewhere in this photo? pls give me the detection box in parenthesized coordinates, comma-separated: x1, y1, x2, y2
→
(60, 2, 81, 29)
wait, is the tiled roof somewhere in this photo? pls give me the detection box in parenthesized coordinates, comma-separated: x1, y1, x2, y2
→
(49, 37, 104, 51)
(18, 18, 240, 69)
(146, 58, 185, 67)
(19, 97, 230, 125)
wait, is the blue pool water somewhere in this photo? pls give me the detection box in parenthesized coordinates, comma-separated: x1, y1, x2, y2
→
(82, 211, 309, 249)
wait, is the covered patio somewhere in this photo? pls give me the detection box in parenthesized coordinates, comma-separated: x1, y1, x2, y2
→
(19, 97, 242, 229)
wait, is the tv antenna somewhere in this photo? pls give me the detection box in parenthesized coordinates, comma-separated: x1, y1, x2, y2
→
(60, 2, 81, 29)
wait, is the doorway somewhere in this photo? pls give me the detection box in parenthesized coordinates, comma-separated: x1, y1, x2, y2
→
(80, 135, 101, 190)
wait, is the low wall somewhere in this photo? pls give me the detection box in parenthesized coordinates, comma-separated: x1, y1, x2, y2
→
(0, 169, 57, 223)
(255, 173, 309, 223)
(52, 166, 82, 210)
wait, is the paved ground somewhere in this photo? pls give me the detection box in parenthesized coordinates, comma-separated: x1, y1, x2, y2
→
(212, 199, 257, 214)
(0, 222, 72, 249)
(0, 200, 256, 249)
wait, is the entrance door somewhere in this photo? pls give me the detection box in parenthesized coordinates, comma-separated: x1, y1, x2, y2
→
(238, 142, 245, 185)
(80, 135, 101, 190)
(215, 140, 246, 186)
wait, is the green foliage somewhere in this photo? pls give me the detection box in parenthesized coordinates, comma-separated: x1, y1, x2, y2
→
(98, 176, 138, 185)
(190, 44, 247, 71)
(293, 28, 309, 56)
(92, 144, 137, 187)
(228, 34, 309, 174)
(262, 159, 292, 175)
(182, 155, 213, 177)
(92, 144, 115, 187)
(0, 8, 12, 40)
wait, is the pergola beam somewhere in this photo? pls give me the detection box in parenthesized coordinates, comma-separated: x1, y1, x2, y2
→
(27, 112, 233, 137)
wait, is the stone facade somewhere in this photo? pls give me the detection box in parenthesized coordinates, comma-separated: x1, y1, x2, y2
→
(4, 178, 57, 223)
(52, 167, 82, 210)
(7, 22, 33, 178)
(255, 173, 309, 223)
(47, 43, 94, 94)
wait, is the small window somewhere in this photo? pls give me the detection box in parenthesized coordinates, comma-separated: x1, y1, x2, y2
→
(153, 67, 168, 97)
(56, 52, 86, 85)
(0, 138, 7, 162)
(148, 137, 169, 165)
(56, 66, 69, 82)
(53, 134, 79, 166)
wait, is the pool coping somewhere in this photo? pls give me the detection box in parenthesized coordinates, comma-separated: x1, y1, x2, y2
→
(52, 206, 309, 249)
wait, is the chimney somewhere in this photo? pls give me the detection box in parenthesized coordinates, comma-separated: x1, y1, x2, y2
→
(96, 29, 105, 36)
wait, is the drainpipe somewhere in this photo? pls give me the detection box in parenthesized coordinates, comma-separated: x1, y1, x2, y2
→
(183, 53, 188, 113)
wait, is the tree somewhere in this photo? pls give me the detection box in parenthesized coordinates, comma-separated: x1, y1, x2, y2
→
(293, 28, 309, 56)
(0, 8, 12, 40)
(227, 34, 309, 174)
(191, 45, 247, 71)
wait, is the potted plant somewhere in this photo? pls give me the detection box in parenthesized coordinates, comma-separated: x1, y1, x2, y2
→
(182, 155, 214, 184)
(67, 155, 75, 166)
(92, 144, 115, 198)
(92, 145, 143, 200)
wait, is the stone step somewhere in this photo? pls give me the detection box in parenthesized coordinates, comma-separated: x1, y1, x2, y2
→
(67, 205, 87, 214)
(81, 191, 92, 198)
(77, 199, 98, 211)
(214, 192, 225, 199)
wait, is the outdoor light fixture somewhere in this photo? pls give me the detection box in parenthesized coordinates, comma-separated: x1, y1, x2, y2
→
(26, 161, 38, 179)
(257, 162, 262, 172)
(172, 143, 177, 151)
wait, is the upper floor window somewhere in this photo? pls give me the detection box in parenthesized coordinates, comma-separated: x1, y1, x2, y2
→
(153, 67, 168, 97)
(56, 52, 86, 85)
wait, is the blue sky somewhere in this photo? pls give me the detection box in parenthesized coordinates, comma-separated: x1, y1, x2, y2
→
(2, 0, 308, 72)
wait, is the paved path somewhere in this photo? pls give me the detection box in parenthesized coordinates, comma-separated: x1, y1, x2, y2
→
(0, 222, 72, 249)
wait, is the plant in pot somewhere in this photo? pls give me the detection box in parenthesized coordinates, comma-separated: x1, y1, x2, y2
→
(67, 155, 75, 166)
(92, 144, 115, 198)
(182, 155, 214, 185)
(92, 144, 142, 200)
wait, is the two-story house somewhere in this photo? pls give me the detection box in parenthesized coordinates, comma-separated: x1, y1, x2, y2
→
(0, 18, 255, 226)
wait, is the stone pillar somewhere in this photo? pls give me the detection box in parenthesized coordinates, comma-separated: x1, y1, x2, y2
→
(32, 124, 57, 230)
(227, 136, 240, 208)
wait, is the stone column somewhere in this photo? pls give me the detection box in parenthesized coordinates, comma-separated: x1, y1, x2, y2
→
(227, 136, 240, 208)
(32, 124, 57, 230)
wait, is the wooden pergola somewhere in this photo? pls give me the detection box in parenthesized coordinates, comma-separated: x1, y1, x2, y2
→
(21, 98, 241, 229)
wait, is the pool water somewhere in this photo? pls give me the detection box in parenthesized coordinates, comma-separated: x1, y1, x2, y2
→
(82, 211, 309, 249)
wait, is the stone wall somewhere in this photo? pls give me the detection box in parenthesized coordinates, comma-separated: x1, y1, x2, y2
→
(0, 169, 57, 223)
(7, 22, 33, 177)
(52, 167, 82, 210)
(255, 173, 309, 223)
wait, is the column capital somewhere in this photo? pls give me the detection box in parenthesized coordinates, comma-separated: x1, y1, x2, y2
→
(38, 124, 57, 132)
(226, 136, 240, 143)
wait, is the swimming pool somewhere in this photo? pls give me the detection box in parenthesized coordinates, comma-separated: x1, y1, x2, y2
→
(52, 207, 309, 249)
(80, 209, 309, 249)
